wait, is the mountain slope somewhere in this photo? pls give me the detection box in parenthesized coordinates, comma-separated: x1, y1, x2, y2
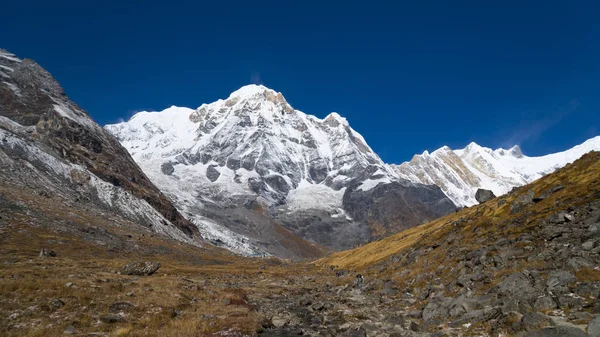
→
(106, 85, 455, 253)
(0, 49, 199, 244)
(391, 136, 600, 206)
(319, 151, 600, 335)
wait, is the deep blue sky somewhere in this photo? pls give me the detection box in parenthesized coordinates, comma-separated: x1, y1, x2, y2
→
(1, 0, 598, 163)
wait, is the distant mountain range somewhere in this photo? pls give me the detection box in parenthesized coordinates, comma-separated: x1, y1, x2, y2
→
(392, 136, 600, 206)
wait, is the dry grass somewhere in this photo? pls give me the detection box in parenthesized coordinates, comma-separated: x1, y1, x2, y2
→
(317, 151, 600, 270)
(0, 194, 330, 337)
(0, 213, 326, 336)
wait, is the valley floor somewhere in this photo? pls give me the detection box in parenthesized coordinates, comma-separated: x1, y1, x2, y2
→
(0, 222, 433, 337)
(2, 152, 600, 337)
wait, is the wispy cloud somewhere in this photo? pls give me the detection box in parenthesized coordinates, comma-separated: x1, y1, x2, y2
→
(501, 99, 579, 148)
(251, 71, 263, 85)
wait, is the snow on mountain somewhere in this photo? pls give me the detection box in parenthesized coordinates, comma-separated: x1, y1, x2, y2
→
(106, 84, 454, 254)
(391, 136, 600, 206)
(0, 48, 201, 246)
(106, 85, 398, 206)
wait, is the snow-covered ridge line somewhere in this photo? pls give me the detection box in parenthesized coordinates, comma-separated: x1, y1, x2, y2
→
(392, 136, 600, 206)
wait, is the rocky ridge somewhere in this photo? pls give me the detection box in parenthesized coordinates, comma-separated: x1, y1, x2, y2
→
(0, 49, 199, 244)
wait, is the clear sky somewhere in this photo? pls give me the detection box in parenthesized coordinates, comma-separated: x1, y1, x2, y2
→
(1, 0, 598, 163)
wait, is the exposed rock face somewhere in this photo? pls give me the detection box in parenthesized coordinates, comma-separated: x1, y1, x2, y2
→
(161, 162, 175, 175)
(475, 188, 495, 203)
(106, 85, 455, 254)
(0, 49, 199, 243)
(121, 261, 161, 276)
(343, 181, 455, 240)
(206, 165, 220, 182)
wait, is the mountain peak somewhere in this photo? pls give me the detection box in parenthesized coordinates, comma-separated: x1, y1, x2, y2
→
(228, 84, 276, 99)
(509, 145, 523, 157)
(323, 112, 349, 127)
(463, 141, 483, 153)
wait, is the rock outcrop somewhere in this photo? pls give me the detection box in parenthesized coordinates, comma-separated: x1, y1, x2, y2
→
(0, 49, 200, 243)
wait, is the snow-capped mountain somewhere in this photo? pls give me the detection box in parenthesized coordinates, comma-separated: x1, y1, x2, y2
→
(106, 85, 454, 255)
(107, 85, 396, 204)
(0, 49, 201, 245)
(391, 136, 600, 206)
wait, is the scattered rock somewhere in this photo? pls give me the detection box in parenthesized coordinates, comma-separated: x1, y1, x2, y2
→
(63, 325, 77, 334)
(271, 315, 288, 328)
(120, 261, 161, 276)
(109, 302, 135, 313)
(100, 314, 125, 324)
(49, 298, 65, 308)
(64, 282, 74, 288)
(39, 248, 56, 257)
(409, 320, 422, 332)
(567, 257, 593, 270)
(343, 327, 367, 337)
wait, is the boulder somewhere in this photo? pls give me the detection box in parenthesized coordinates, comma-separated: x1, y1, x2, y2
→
(475, 189, 496, 204)
(533, 296, 557, 311)
(511, 189, 535, 214)
(496, 272, 538, 300)
(121, 261, 161, 276)
(588, 315, 600, 337)
(546, 270, 574, 289)
(521, 312, 554, 332)
(525, 326, 587, 337)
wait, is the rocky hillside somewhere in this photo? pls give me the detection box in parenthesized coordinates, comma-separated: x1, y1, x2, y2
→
(106, 85, 455, 254)
(319, 151, 600, 336)
(0, 49, 199, 243)
(392, 137, 600, 206)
